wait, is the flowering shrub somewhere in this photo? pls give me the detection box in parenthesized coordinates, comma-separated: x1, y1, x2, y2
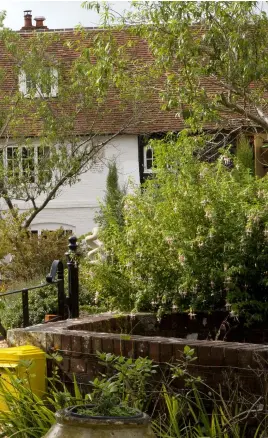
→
(85, 134, 268, 322)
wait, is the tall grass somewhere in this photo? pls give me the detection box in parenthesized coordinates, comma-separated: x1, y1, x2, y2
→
(153, 384, 267, 438)
(0, 363, 81, 438)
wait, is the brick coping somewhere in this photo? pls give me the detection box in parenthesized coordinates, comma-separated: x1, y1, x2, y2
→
(6, 312, 268, 367)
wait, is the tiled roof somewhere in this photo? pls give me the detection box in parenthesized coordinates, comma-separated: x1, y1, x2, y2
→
(0, 27, 257, 136)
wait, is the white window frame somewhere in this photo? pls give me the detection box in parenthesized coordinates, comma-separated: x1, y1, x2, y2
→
(3, 145, 51, 184)
(30, 229, 73, 237)
(143, 146, 154, 173)
(19, 68, 58, 98)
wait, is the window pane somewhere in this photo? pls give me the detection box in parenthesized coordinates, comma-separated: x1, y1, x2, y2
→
(26, 74, 36, 94)
(22, 147, 35, 183)
(40, 68, 51, 96)
(37, 146, 52, 183)
(147, 159, 153, 170)
(7, 147, 19, 178)
(146, 148, 153, 160)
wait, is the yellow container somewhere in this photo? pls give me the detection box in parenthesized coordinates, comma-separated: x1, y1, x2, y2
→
(0, 345, 46, 410)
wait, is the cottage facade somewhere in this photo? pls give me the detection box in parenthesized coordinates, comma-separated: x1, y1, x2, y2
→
(0, 11, 267, 236)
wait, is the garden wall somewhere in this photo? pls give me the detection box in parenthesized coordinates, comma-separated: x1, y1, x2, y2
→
(7, 313, 268, 392)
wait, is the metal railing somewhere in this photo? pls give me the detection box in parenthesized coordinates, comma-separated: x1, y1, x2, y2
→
(0, 235, 79, 336)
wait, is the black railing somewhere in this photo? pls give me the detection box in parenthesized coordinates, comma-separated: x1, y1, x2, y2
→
(0, 235, 79, 335)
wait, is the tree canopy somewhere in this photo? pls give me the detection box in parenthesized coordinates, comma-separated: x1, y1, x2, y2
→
(91, 1, 268, 133)
(0, 10, 149, 230)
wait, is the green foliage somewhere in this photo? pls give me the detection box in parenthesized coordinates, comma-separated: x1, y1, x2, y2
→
(96, 161, 126, 229)
(79, 259, 136, 312)
(0, 222, 69, 283)
(153, 346, 267, 438)
(0, 361, 78, 438)
(0, 348, 266, 437)
(95, 352, 157, 411)
(87, 134, 268, 321)
(0, 353, 156, 437)
(153, 384, 265, 438)
(236, 135, 254, 174)
(0, 17, 147, 230)
(0, 270, 94, 330)
(93, 1, 268, 132)
(0, 285, 58, 330)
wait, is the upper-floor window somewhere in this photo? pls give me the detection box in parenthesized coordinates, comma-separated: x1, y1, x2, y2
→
(19, 68, 58, 98)
(144, 146, 154, 173)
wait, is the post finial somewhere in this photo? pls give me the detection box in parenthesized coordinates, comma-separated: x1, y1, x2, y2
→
(68, 235, 77, 252)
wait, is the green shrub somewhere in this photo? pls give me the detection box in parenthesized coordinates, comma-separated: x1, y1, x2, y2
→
(0, 284, 58, 329)
(0, 222, 69, 283)
(87, 133, 268, 321)
(0, 272, 95, 330)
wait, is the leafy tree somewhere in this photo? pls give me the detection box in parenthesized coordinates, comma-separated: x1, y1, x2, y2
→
(89, 1, 268, 132)
(0, 10, 149, 233)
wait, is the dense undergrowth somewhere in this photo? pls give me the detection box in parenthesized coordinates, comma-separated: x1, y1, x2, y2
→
(81, 134, 268, 324)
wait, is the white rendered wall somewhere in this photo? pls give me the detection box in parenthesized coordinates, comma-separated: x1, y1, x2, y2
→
(2, 135, 140, 236)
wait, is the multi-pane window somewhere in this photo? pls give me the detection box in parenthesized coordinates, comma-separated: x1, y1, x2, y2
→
(19, 68, 58, 98)
(2, 145, 51, 184)
(31, 229, 73, 237)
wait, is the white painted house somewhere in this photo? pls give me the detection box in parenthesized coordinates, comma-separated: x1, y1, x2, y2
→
(26, 135, 140, 236)
(0, 11, 185, 237)
(2, 12, 249, 237)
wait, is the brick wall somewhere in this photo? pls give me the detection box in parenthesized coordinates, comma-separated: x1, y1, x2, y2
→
(7, 313, 268, 392)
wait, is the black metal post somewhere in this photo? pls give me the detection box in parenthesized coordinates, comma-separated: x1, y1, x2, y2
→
(66, 235, 79, 318)
(22, 288, 29, 328)
(57, 261, 65, 320)
(46, 260, 66, 320)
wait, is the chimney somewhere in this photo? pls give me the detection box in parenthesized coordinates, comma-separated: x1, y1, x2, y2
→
(21, 10, 34, 30)
(34, 16, 47, 29)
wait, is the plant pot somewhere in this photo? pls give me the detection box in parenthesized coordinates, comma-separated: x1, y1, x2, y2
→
(43, 405, 155, 438)
(44, 314, 58, 322)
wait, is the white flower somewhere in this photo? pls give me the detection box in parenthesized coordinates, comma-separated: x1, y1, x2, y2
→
(178, 254, 185, 265)
(188, 310, 196, 320)
(165, 236, 174, 245)
(205, 210, 212, 219)
(222, 156, 231, 165)
(225, 302, 232, 311)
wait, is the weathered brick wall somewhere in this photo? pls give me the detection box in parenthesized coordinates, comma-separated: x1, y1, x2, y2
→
(7, 313, 268, 392)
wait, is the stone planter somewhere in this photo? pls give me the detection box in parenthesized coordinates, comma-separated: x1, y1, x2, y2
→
(43, 405, 155, 438)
